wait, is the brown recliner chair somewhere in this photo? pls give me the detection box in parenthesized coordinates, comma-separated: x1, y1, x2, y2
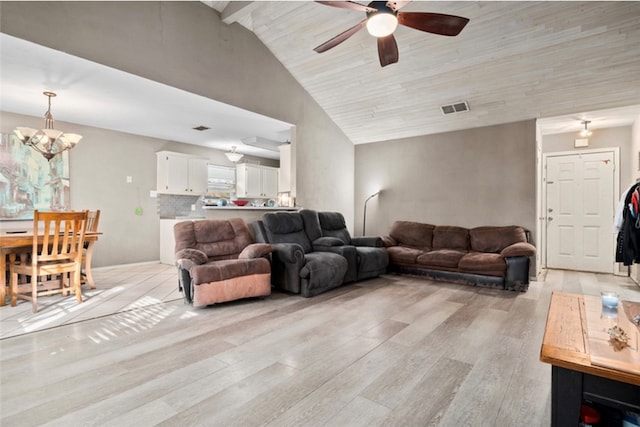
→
(174, 218, 272, 307)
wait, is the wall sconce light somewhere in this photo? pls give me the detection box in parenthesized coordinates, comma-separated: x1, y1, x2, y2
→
(363, 190, 381, 235)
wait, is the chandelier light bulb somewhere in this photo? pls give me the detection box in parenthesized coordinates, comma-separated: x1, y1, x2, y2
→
(367, 12, 398, 37)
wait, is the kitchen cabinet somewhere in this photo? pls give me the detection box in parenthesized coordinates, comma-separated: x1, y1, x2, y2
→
(236, 164, 278, 198)
(156, 151, 208, 195)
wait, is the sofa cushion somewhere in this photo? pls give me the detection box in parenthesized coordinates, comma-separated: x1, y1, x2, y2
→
(263, 212, 313, 253)
(174, 218, 254, 260)
(191, 258, 271, 283)
(469, 226, 527, 253)
(386, 246, 422, 265)
(417, 249, 467, 268)
(432, 226, 469, 251)
(458, 252, 506, 277)
(389, 221, 434, 251)
(318, 211, 352, 244)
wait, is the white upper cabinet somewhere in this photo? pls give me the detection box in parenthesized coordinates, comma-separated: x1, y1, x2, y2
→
(157, 151, 208, 195)
(236, 164, 279, 198)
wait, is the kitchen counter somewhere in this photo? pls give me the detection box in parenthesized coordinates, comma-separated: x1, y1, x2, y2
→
(202, 206, 299, 211)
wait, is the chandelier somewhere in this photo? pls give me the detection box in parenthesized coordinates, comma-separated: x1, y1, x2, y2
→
(225, 145, 244, 163)
(13, 91, 82, 161)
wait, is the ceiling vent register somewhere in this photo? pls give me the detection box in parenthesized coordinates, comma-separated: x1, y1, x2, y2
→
(440, 101, 470, 115)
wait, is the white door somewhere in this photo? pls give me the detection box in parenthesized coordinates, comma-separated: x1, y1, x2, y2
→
(545, 151, 615, 273)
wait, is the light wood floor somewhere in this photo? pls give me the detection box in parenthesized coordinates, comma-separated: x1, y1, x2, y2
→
(1, 265, 638, 427)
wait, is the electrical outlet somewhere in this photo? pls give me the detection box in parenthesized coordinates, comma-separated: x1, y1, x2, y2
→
(126, 176, 133, 183)
(191, 204, 196, 211)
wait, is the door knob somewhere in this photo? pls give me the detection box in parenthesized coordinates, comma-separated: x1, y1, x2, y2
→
(548, 208, 553, 213)
(548, 217, 554, 221)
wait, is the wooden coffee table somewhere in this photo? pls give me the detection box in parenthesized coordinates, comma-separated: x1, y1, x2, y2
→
(540, 291, 640, 426)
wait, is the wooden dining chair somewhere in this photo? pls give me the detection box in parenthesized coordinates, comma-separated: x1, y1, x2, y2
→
(81, 209, 101, 289)
(9, 210, 89, 313)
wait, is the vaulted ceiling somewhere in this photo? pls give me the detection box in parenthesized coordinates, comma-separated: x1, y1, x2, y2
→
(205, 1, 640, 142)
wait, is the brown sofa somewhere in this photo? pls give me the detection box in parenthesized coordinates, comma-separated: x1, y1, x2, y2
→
(174, 218, 272, 307)
(382, 221, 536, 291)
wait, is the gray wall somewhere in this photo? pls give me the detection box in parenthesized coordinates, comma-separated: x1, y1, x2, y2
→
(542, 125, 633, 189)
(0, 1, 355, 265)
(354, 120, 537, 240)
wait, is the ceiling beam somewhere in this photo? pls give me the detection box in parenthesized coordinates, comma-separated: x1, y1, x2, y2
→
(221, 1, 257, 25)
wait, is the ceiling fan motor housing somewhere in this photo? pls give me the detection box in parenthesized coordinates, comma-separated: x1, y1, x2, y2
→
(366, 1, 397, 20)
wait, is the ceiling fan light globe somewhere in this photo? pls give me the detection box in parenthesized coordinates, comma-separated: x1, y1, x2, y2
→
(367, 13, 398, 37)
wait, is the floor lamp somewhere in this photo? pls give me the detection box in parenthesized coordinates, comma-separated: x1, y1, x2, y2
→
(363, 190, 380, 235)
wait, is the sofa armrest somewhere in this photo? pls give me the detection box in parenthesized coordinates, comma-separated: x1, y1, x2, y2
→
(381, 235, 397, 248)
(239, 243, 272, 259)
(500, 242, 536, 258)
(270, 243, 305, 264)
(351, 236, 384, 247)
(175, 248, 208, 270)
(313, 237, 344, 251)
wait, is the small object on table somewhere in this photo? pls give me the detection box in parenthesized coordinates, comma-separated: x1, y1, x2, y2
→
(607, 324, 630, 351)
(601, 291, 619, 308)
(231, 200, 248, 206)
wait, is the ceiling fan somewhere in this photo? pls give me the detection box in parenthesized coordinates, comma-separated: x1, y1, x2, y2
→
(313, 1, 469, 67)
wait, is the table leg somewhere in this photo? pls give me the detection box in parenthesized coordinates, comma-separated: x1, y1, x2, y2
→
(84, 241, 97, 289)
(551, 365, 582, 427)
(0, 249, 6, 306)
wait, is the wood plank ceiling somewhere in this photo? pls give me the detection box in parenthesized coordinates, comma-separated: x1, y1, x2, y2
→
(205, 1, 640, 143)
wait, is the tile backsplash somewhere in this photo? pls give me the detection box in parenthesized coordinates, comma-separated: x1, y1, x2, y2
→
(158, 194, 204, 218)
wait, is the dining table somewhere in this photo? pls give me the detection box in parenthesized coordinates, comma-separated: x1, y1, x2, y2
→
(0, 229, 101, 307)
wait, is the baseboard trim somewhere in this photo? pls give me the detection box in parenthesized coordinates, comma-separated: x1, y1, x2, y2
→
(91, 260, 163, 271)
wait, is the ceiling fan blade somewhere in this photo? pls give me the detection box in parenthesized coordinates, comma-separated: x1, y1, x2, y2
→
(397, 12, 469, 36)
(314, 19, 367, 53)
(386, 1, 411, 12)
(315, 1, 377, 13)
(377, 34, 399, 67)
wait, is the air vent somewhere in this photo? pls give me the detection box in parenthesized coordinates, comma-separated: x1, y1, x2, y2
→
(192, 125, 210, 131)
(440, 101, 470, 115)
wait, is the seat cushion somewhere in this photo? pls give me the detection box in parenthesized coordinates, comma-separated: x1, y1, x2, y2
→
(417, 249, 467, 268)
(458, 252, 506, 277)
(191, 258, 270, 284)
(356, 246, 389, 274)
(386, 246, 422, 265)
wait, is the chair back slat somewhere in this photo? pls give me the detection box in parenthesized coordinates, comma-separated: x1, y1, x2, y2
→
(86, 210, 101, 233)
(32, 210, 89, 266)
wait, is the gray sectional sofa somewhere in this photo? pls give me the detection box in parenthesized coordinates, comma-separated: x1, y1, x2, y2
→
(253, 209, 389, 297)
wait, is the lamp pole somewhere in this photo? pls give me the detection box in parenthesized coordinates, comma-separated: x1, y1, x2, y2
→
(363, 191, 380, 236)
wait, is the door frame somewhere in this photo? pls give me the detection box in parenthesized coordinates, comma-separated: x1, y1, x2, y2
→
(539, 147, 620, 273)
